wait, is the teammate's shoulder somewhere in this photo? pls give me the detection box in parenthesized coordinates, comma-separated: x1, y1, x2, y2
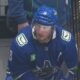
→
(18, 25, 32, 34)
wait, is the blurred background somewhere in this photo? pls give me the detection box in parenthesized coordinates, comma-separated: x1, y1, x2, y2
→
(0, 0, 80, 80)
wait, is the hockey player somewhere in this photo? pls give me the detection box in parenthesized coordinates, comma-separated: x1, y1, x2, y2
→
(6, 6, 78, 80)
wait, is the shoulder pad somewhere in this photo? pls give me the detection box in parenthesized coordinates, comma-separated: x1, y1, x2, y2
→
(61, 30, 71, 42)
(16, 33, 28, 47)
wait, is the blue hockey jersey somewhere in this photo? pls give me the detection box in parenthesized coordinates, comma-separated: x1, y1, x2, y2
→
(7, 25, 78, 80)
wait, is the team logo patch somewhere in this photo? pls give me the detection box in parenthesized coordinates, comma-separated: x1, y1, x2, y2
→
(16, 33, 28, 46)
(61, 30, 71, 42)
(30, 54, 36, 62)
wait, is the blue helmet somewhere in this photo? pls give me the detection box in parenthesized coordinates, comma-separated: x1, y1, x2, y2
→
(33, 5, 58, 26)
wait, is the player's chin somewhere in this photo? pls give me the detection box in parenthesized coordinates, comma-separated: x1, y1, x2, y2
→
(37, 38, 47, 43)
(38, 40, 46, 43)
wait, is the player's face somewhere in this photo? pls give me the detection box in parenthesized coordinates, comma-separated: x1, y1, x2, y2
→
(34, 24, 52, 43)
